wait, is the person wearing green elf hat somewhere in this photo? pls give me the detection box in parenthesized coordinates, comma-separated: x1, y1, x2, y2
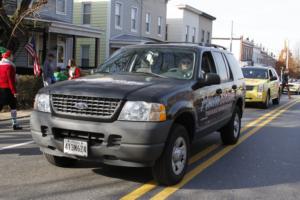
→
(0, 47, 22, 130)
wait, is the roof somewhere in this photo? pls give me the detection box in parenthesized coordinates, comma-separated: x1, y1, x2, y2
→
(120, 42, 230, 53)
(25, 17, 103, 38)
(176, 4, 216, 20)
(110, 34, 162, 48)
(243, 66, 273, 70)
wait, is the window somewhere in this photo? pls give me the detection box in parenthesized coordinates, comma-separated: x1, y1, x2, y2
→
(242, 68, 269, 79)
(56, 0, 66, 15)
(83, 3, 91, 25)
(192, 27, 196, 43)
(115, 2, 122, 29)
(185, 25, 189, 42)
(57, 37, 66, 67)
(131, 7, 138, 31)
(201, 30, 205, 43)
(212, 52, 230, 82)
(158, 17, 162, 35)
(207, 31, 211, 44)
(201, 51, 217, 77)
(97, 48, 196, 80)
(81, 45, 90, 67)
(146, 13, 151, 33)
(224, 53, 244, 80)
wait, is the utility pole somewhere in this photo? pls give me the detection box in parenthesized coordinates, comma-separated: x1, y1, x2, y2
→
(230, 21, 233, 52)
(286, 40, 289, 69)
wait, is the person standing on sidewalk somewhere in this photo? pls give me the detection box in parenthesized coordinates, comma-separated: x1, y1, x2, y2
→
(43, 53, 56, 86)
(0, 48, 22, 130)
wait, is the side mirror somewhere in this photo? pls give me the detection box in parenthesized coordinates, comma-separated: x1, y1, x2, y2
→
(204, 73, 221, 86)
(192, 73, 221, 90)
(270, 76, 277, 81)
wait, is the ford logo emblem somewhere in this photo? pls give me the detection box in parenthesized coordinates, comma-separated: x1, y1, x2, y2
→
(74, 102, 88, 110)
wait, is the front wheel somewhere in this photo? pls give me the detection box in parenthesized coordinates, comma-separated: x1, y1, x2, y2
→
(220, 107, 241, 145)
(44, 153, 77, 167)
(152, 124, 190, 186)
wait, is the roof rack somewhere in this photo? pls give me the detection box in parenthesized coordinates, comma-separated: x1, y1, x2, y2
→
(142, 41, 227, 50)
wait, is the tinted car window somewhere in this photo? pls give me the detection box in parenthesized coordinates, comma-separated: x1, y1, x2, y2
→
(212, 52, 230, 82)
(242, 68, 269, 79)
(201, 51, 217, 76)
(224, 53, 244, 80)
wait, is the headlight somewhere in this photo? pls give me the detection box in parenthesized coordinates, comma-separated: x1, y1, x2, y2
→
(118, 101, 166, 122)
(34, 94, 51, 113)
(257, 84, 264, 92)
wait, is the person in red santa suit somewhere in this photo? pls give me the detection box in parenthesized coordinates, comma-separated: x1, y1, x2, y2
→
(67, 59, 81, 80)
(0, 49, 22, 130)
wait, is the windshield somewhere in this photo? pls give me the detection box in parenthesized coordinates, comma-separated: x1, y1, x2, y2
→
(242, 68, 269, 79)
(96, 48, 195, 80)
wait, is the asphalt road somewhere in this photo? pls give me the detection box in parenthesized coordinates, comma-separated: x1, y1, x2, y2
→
(0, 95, 300, 200)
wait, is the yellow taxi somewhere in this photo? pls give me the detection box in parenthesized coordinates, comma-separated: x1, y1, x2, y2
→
(242, 66, 281, 108)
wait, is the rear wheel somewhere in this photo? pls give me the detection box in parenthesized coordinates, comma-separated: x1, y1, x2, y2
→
(152, 124, 190, 186)
(272, 90, 281, 105)
(220, 107, 241, 145)
(44, 153, 77, 167)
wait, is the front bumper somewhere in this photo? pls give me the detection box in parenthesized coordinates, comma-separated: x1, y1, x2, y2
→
(245, 91, 266, 103)
(30, 111, 172, 167)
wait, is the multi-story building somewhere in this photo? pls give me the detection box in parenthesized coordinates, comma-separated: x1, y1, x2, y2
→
(166, 3, 216, 44)
(73, 0, 167, 67)
(3, 0, 103, 73)
(212, 36, 276, 68)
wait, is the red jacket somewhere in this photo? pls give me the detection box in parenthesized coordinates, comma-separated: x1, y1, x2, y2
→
(0, 60, 16, 94)
(68, 67, 81, 80)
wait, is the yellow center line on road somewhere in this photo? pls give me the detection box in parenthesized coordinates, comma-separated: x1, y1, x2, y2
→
(150, 100, 300, 200)
(120, 99, 297, 200)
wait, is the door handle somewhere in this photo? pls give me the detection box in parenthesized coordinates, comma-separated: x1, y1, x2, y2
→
(232, 85, 237, 90)
(216, 88, 222, 95)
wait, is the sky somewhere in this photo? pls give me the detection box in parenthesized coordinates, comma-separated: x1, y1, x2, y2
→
(178, 0, 300, 57)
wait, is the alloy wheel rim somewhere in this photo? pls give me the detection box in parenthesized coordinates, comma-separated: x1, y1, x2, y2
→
(171, 137, 187, 175)
(233, 113, 240, 138)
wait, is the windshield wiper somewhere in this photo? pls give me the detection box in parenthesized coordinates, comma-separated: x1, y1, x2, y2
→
(134, 71, 168, 78)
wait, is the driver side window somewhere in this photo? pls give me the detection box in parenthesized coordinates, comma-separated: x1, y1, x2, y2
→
(200, 51, 217, 78)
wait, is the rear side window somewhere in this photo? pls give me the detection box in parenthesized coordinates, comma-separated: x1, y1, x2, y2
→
(224, 53, 244, 80)
(212, 52, 230, 82)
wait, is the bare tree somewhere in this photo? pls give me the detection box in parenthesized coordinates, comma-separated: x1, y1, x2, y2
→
(0, 0, 47, 53)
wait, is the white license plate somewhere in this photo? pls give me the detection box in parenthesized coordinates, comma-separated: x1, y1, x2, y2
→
(64, 138, 88, 157)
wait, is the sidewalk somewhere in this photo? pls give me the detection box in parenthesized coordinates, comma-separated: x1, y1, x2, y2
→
(0, 110, 32, 121)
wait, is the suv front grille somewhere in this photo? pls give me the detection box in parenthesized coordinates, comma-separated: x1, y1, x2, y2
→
(246, 86, 254, 91)
(51, 94, 121, 119)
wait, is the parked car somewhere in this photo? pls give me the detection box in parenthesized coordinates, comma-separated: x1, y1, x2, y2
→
(242, 66, 281, 108)
(31, 43, 245, 186)
(282, 81, 300, 94)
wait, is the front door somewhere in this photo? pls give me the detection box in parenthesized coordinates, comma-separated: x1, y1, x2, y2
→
(194, 51, 221, 135)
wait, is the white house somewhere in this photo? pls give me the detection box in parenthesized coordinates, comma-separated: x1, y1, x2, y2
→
(166, 3, 216, 43)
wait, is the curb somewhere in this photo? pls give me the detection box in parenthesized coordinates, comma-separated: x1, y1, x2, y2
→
(0, 115, 31, 122)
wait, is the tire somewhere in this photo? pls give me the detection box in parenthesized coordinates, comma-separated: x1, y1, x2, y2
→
(262, 92, 270, 109)
(220, 107, 241, 145)
(152, 124, 190, 186)
(272, 90, 281, 105)
(44, 153, 77, 167)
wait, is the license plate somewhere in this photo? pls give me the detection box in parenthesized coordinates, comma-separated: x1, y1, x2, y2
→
(64, 138, 88, 157)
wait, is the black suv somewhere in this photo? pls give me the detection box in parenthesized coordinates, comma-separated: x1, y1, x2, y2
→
(31, 43, 245, 185)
